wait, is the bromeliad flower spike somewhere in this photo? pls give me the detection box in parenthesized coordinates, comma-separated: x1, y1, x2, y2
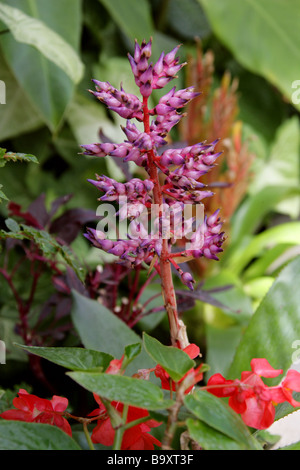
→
(82, 39, 225, 349)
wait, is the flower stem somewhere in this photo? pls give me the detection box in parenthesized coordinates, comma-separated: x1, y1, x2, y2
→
(83, 421, 95, 450)
(143, 96, 189, 348)
(112, 404, 129, 450)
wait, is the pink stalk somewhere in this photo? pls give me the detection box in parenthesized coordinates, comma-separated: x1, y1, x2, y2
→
(142, 96, 189, 348)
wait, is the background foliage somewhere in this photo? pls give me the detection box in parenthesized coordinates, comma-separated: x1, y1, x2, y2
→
(0, 0, 300, 450)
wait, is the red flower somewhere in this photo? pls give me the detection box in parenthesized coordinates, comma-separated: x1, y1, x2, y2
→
(154, 343, 203, 393)
(207, 359, 300, 430)
(90, 395, 161, 450)
(270, 369, 300, 407)
(0, 389, 71, 436)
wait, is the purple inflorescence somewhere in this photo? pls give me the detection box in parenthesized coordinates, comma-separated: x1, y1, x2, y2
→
(82, 38, 225, 289)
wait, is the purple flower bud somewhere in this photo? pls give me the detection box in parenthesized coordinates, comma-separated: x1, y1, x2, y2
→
(109, 244, 126, 257)
(140, 81, 152, 98)
(181, 272, 195, 291)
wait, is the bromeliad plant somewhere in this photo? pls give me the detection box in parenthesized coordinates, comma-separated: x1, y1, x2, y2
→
(2, 39, 300, 452)
(82, 38, 225, 349)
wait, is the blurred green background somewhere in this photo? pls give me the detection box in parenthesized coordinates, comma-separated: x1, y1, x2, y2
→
(0, 0, 300, 387)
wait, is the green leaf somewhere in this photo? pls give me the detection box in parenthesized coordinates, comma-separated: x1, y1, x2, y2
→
(228, 256, 300, 381)
(14, 344, 114, 372)
(186, 418, 247, 450)
(0, 49, 43, 141)
(0, 185, 8, 204)
(280, 440, 300, 450)
(0, 224, 85, 282)
(184, 389, 262, 450)
(98, 0, 154, 44)
(200, 0, 300, 111)
(0, 3, 84, 83)
(243, 243, 297, 281)
(4, 219, 20, 232)
(249, 117, 300, 218)
(226, 222, 300, 275)
(143, 332, 195, 381)
(0, 151, 39, 167)
(230, 186, 300, 247)
(0, 0, 83, 130)
(123, 343, 142, 369)
(71, 291, 155, 375)
(68, 371, 173, 410)
(0, 422, 81, 450)
(166, 0, 211, 40)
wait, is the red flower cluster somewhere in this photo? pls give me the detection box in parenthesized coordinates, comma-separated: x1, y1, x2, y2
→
(207, 359, 300, 429)
(154, 343, 203, 393)
(90, 394, 161, 450)
(0, 389, 71, 436)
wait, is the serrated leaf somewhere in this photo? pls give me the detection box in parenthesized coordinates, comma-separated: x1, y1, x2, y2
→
(184, 389, 262, 450)
(0, 422, 81, 450)
(14, 344, 114, 372)
(68, 371, 173, 410)
(186, 418, 246, 450)
(123, 343, 142, 369)
(143, 332, 195, 381)
(71, 290, 154, 376)
(0, 149, 38, 168)
(0, 224, 85, 282)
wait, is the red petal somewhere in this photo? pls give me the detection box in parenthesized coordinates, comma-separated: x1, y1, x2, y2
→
(241, 397, 275, 430)
(91, 418, 115, 446)
(207, 374, 236, 397)
(183, 343, 200, 359)
(51, 395, 68, 412)
(282, 369, 300, 392)
(250, 358, 283, 378)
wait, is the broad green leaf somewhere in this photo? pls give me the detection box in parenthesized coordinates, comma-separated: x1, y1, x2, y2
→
(230, 186, 300, 247)
(184, 389, 262, 450)
(186, 418, 246, 450)
(0, 49, 43, 141)
(14, 344, 114, 372)
(0, 422, 81, 450)
(70, 291, 155, 375)
(228, 256, 300, 382)
(68, 371, 173, 410)
(200, 0, 300, 111)
(243, 277, 275, 301)
(143, 332, 195, 381)
(249, 117, 300, 218)
(98, 0, 153, 44)
(0, 3, 83, 83)
(0, 0, 83, 130)
(243, 243, 297, 281)
(226, 222, 300, 275)
(166, 0, 211, 40)
(202, 271, 254, 378)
